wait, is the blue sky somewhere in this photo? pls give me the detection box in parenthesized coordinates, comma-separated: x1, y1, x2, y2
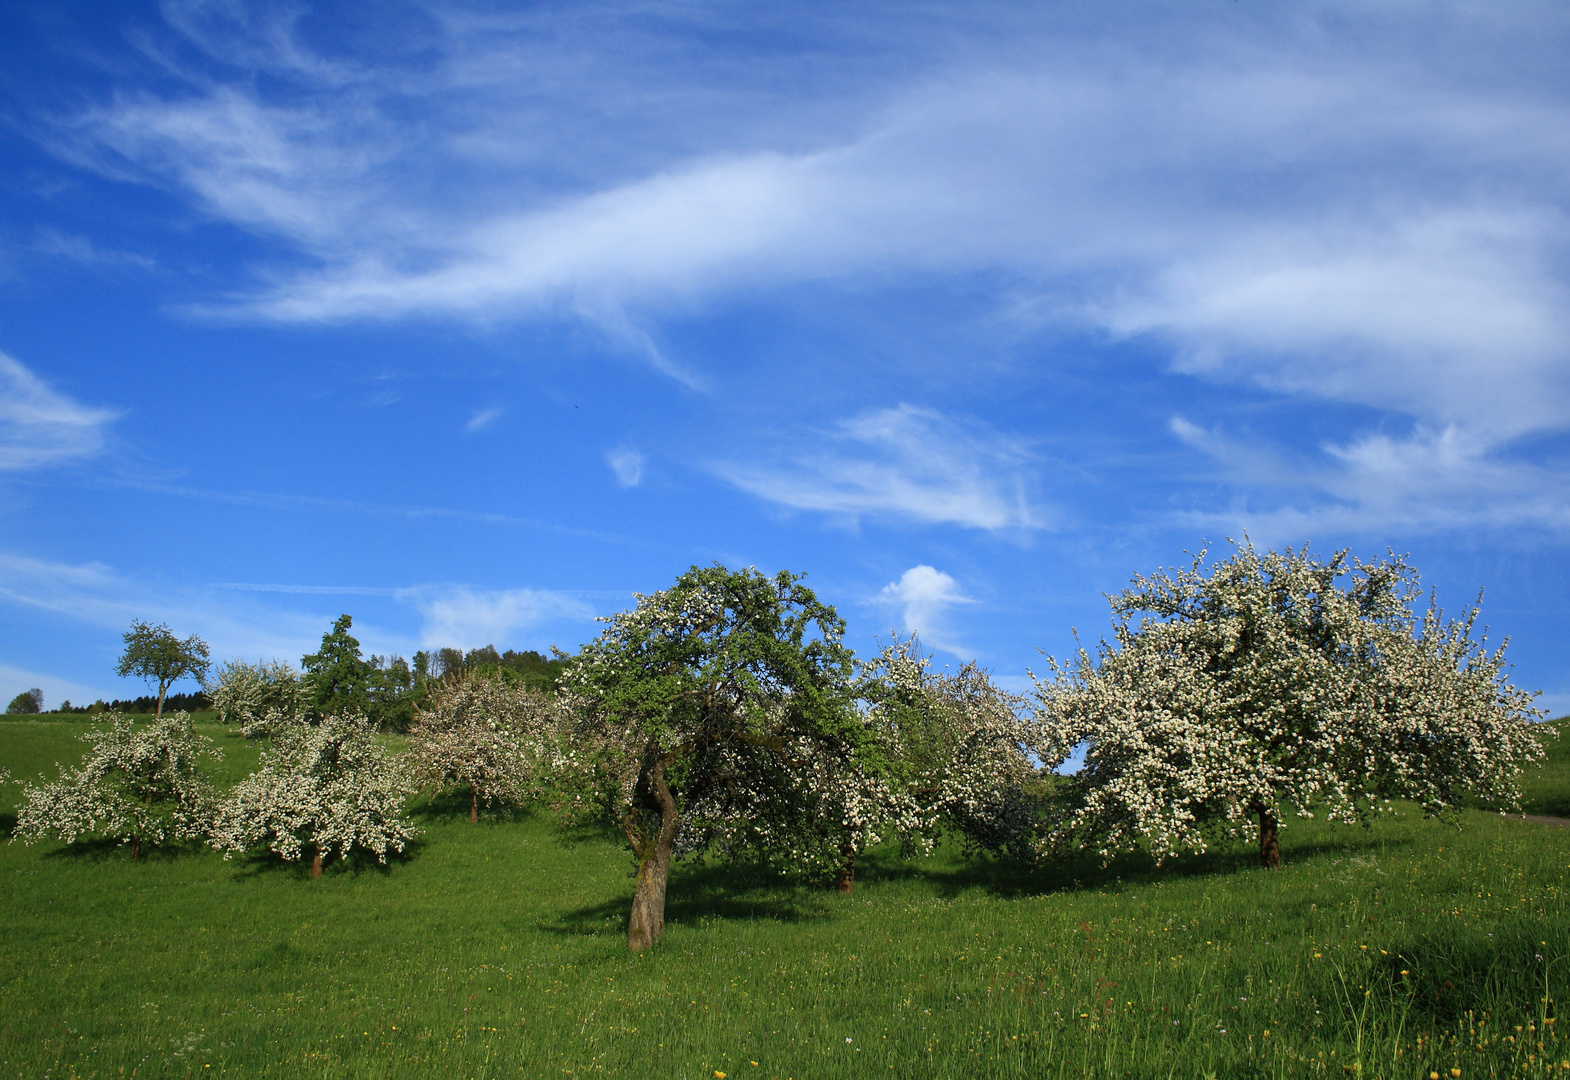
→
(2, 1, 1568, 714)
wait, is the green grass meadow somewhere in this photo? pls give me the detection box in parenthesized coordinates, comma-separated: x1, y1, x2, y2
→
(5, 717, 1570, 1078)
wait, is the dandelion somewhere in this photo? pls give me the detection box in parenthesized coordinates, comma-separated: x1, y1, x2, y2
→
(714, 1072, 727, 1079)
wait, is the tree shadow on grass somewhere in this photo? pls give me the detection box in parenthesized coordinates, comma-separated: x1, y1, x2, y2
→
(223, 834, 427, 881)
(543, 859, 835, 938)
(840, 828, 1418, 903)
(406, 788, 543, 827)
(543, 823, 1423, 941)
(39, 836, 209, 863)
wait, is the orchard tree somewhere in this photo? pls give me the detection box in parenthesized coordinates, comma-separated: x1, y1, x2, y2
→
(208, 659, 308, 738)
(1033, 541, 1545, 869)
(210, 711, 416, 877)
(11, 712, 220, 858)
(862, 638, 1045, 862)
(407, 675, 558, 822)
(117, 622, 210, 719)
(558, 564, 861, 951)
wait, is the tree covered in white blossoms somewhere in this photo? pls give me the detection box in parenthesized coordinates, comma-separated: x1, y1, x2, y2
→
(558, 564, 863, 951)
(208, 659, 308, 738)
(1033, 542, 1545, 869)
(11, 712, 220, 859)
(407, 675, 558, 823)
(861, 638, 1046, 862)
(210, 711, 417, 877)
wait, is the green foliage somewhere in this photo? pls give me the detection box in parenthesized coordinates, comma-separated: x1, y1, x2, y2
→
(301, 614, 374, 717)
(115, 621, 211, 718)
(5, 687, 42, 714)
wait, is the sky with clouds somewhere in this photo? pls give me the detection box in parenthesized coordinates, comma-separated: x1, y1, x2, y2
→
(1, 0, 1567, 712)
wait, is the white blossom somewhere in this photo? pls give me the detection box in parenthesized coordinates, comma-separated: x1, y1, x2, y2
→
(10, 712, 220, 857)
(209, 711, 417, 872)
(1033, 541, 1545, 865)
(406, 675, 559, 820)
(207, 658, 308, 738)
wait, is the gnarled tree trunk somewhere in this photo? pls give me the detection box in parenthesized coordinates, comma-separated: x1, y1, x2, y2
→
(312, 843, 324, 878)
(1257, 806, 1281, 870)
(626, 758, 680, 952)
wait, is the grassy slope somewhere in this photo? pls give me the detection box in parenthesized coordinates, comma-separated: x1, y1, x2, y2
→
(4, 721, 1570, 1078)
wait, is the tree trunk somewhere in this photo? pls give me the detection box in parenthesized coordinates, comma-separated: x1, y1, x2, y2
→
(155, 683, 168, 721)
(626, 758, 680, 952)
(129, 836, 140, 860)
(470, 789, 478, 825)
(1258, 806, 1281, 870)
(312, 844, 324, 879)
(837, 835, 856, 894)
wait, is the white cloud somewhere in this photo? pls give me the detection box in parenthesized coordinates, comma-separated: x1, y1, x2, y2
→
(409, 586, 594, 650)
(0, 352, 119, 470)
(606, 447, 643, 487)
(877, 565, 974, 654)
(465, 406, 504, 433)
(716, 405, 1045, 531)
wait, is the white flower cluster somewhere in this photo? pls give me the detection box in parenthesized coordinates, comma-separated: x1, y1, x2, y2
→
(1033, 542, 1545, 863)
(209, 711, 417, 869)
(406, 676, 560, 819)
(207, 659, 308, 738)
(10, 712, 220, 857)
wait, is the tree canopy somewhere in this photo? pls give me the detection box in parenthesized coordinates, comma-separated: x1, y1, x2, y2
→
(558, 564, 861, 950)
(116, 622, 210, 720)
(1034, 541, 1545, 868)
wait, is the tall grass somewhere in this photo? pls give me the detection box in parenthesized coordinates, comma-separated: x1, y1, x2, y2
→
(3, 718, 1569, 1078)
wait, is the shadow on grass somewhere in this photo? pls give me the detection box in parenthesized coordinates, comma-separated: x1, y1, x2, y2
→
(39, 835, 211, 863)
(546, 824, 1416, 939)
(406, 788, 544, 827)
(853, 828, 1416, 902)
(544, 859, 837, 938)
(224, 834, 428, 881)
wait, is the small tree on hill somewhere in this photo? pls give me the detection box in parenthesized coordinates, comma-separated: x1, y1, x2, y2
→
(208, 659, 308, 738)
(117, 622, 210, 720)
(210, 711, 417, 876)
(6, 688, 43, 714)
(407, 675, 557, 822)
(558, 564, 862, 951)
(1033, 541, 1545, 869)
(10, 712, 221, 858)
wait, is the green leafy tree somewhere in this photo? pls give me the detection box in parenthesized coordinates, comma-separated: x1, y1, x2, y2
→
(116, 622, 211, 720)
(558, 564, 861, 951)
(6, 688, 43, 714)
(1034, 541, 1545, 869)
(301, 615, 374, 718)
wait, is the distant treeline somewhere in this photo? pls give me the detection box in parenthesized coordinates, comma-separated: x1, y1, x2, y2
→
(22, 692, 214, 716)
(415, 646, 564, 690)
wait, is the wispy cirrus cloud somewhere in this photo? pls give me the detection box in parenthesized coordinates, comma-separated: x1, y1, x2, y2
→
(0, 352, 119, 471)
(715, 405, 1045, 531)
(1169, 416, 1570, 540)
(40, 3, 1570, 443)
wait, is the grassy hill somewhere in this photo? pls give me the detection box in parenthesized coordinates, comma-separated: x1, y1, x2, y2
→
(1518, 716, 1570, 817)
(3, 719, 1570, 1078)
